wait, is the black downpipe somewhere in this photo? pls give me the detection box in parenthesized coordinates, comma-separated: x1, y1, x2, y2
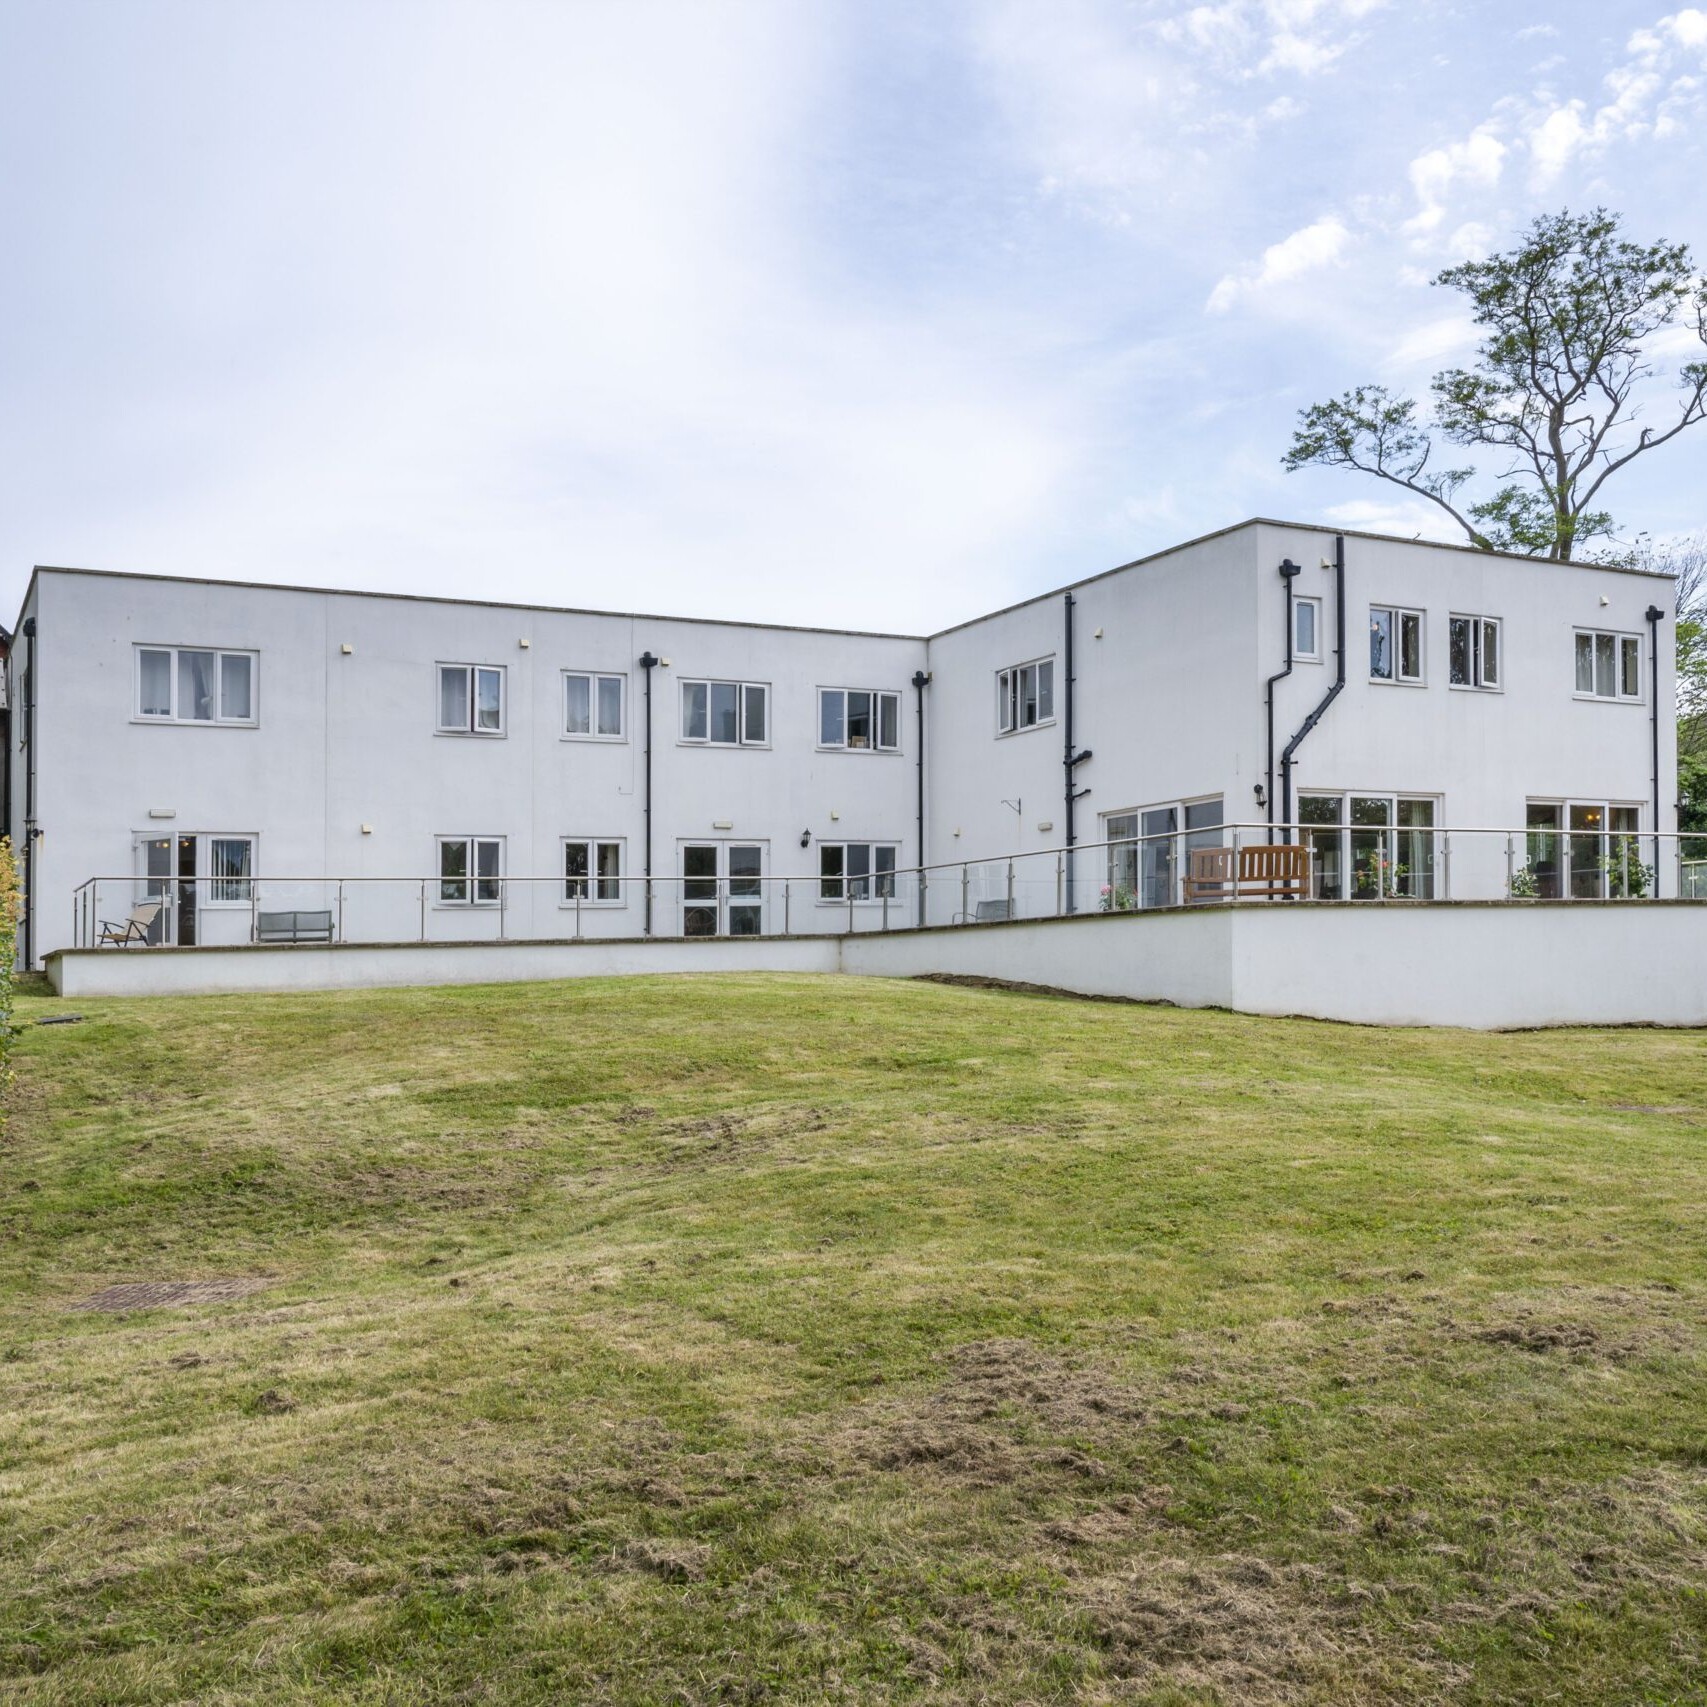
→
(1280, 534, 1346, 837)
(1647, 604, 1665, 897)
(20, 616, 36, 970)
(1062, 593, 1092, 912)
(911, 669, 930, 925)
(639, 651, 659, 934)
(1264, 559, 1303, 841)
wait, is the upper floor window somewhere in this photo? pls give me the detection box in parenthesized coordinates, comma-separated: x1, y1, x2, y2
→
(819, 688, 900, 751)
(136, 646, 257, 725)
(565, 671, 624, 739)
(1449, 615, 1501, 690)
(681, 679, 768, 745)
(438, 664, 504, 735)
(1574, 630, 1641, 701)
(1294, 596, 1321, 662)
(1370, 606, 1423, 684)
(997, 658, 1054, 733)
(438, 835, 503, 904)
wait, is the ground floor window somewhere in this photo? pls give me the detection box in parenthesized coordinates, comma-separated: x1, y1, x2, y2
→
(438, 836, 503, 904)
(1102, 797, 1223, 909)
(1522, 801, 1644, 898)
(207, 836, 255, 902)
(1298, 793, 1436, 899)
(563, 838, 623, 902)
(819, 842, 898, 900)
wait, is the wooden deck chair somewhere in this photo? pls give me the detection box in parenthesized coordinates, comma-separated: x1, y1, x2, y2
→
(97, 900, 163, 947)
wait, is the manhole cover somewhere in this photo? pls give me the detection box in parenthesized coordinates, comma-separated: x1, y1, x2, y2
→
(71, 1278, 273, 1312)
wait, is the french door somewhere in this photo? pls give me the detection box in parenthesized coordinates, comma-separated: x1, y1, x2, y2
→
(680, 842, 766, 936)
(137, 834, 198, 944)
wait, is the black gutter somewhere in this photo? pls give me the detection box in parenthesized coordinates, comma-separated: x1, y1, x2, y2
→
(20, 616, 36, 969)
(1647, 604, 1665, 896)
(1062, 593, 1092, 912)
(911, 669, 931, 925)
(1280, 534, 1345, 837)
(639, 651, 659, 934)
(1264, 558, 1303, 841)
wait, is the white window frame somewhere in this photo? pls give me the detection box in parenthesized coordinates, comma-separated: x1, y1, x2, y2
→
(1573, 629, 1642, 703)
(1293, 596, 1322, 663)
(436, 835, 504, 906)
(1368, 607, 1425, 685)
(561, 837, 626, 905)
(204, 834, 257, 906)
(996, 657, 1055, 734)
(679, 679, 770, 746)
(133, 645, 259, 726)
(817, 688, 901, 752)
(1297, 790, 1441, 900)
(1448, 614, 1502, 691)
(563, 671, 625, 741)
(817, 841, 900, 902)
(437, 663, 506, 736)
(1525, 798, 1645, 898)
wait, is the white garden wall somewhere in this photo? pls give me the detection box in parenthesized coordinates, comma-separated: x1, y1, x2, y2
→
(47, 903, 1707, 1029)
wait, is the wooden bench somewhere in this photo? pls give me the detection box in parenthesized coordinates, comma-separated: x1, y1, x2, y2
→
(1184, 844, 1309, 902)
(255, 909, 336, 943)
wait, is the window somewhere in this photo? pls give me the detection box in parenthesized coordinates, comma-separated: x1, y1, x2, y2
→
(1102, 797, 1223, 909)
(438, 836, 503, 904)
(681, 679, 769, 745)
(1300, 792, 1437, 899)
(1525, 800, 1645, 898)
(1369, 608, 1424, 683)
(438, 664, 505, 734)
(997, 658, 1055, 733)
(565, 672, 624, 739)
(207, 836, 254, 903)
(563, 838, 623, 902)
(1449, 615, 1501, 689)
(135, 646, 258, 724)
(819, 688, 901, 751)
(1574, 630, 1641, 701)
(819, 842, 899, 901)
(1294, 596, 1321, 661)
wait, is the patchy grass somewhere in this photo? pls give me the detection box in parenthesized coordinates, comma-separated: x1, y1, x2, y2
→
(2, 973, 1705, 1704)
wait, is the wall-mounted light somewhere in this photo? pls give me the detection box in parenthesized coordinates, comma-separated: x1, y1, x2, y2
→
(519, 638, 531, 649)
(829, 809, 840, 821)
(340, 643, 354, 655)
(148, 808, 176, 820)
(799, 830, 811, 848)
(1093, 628, 1104, 640)
(1600, 595, 1610, 607)
(1253, 782, 1267, 807)
(713, 819, 733, 830)
(361, 824, 374, 835)
(1038, 820, 1054, 833)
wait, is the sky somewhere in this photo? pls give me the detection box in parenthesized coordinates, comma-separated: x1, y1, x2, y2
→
(2, 0, 1705, 634)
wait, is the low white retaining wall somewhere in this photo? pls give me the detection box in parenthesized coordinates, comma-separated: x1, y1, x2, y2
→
(46, 903, 1707, 1029)
(48, 934, 840, 998)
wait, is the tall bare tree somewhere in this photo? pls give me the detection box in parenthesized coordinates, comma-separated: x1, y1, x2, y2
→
(1284, 209, 1707, 560)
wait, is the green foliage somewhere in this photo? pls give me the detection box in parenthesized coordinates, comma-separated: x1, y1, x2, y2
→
(1680, 753, 1707, 835)
(0, 838, 21, 1123)
(4, 975, 1707, 1701)
(1285, 209, 1707, 560)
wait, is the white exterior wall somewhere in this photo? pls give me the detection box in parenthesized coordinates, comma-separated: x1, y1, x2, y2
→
(18, 570, 925, 959)
(9, 519, 1679, 968)
(50, 903, 1707, 1029)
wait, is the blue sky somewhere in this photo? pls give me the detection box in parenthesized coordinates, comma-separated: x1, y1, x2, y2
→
(2, 0, 1705, 631)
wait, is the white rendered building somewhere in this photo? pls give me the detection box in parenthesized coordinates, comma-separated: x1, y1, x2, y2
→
(6, 519, 1680, 970)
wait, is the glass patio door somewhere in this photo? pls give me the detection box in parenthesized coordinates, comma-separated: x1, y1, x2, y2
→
(138, 834, 197, 944)
(680, 843, 766, 936)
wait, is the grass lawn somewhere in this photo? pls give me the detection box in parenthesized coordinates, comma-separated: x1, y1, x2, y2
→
(2, 973, 1706, 1705)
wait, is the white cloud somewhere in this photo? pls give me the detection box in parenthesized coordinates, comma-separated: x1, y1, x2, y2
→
(1402, 125, 1506, 234)
(1206, 215, 1352, 313)
(1383, 313, 1480, 371)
